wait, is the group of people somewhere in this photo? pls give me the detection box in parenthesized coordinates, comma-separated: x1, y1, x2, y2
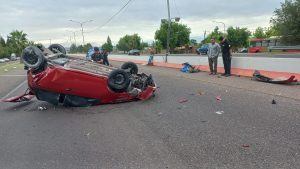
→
(207, 36, 232, 77)
(91, 47, 109, 66)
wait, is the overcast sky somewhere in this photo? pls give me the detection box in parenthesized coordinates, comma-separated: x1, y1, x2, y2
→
(0, 0, 284, 46)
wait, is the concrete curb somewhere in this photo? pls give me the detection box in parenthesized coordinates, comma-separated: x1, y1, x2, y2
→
(110, 58, 300, 80)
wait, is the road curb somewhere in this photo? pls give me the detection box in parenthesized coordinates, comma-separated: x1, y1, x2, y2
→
(110, 58, 300, 80)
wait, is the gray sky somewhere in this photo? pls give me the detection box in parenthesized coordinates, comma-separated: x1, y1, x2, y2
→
(0, 0, 284, 46)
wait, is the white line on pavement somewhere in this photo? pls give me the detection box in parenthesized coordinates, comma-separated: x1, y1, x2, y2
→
(0, 75, 27, 77)
(1, 80, 27, 99)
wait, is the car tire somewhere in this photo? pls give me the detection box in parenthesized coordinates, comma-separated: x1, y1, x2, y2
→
(108, 69, 130, 93)
(48, 44, 66, 54)
(22, 46, 45, 69)
(121, 62, 138, 74)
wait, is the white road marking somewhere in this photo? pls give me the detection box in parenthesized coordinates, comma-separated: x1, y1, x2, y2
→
(1, 80, 27, 99)
(0, 75, 27, 77)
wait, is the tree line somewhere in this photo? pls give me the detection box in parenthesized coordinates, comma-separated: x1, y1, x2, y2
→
(1, 0, 299, 57)
(0, 30, 33, 58)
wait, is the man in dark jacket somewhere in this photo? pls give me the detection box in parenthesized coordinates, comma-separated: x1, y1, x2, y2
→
(91, 47, 103, 64)
(219, 36, 232, 77)
(102, 50, 109, 66)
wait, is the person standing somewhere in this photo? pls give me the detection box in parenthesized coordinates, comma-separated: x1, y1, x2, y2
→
(91, 47, 103, 64)
(207, 37, 221, 75)
(102, 50, 109, 66)
(147, 48, 155, 65)
(219, 36, 232, 77)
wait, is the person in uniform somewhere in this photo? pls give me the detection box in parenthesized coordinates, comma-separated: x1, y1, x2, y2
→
(219, 36, 232, 77)
(91, 47, 103, 64)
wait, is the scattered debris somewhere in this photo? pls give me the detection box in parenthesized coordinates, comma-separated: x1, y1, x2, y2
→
(179, 99, 188, 103)
(197, 91, 205, 95)
(225, 90, 228, 93)
(242, 144, 250, 148)
(84, 131, 94, 139)
(4, 69, 8, 72)
(216, 96, 222, 101)
(180, 62, 200, 73)
(217, 75, 222, 78)
(38, 106, 47, 111)
(201, 120, 207, 123)
(272, 99, 277, 104)
(215, 111, 224, 115)
(13, 67, 17, 69)
(253, 70, 298, 84)
(158, 112, 163, 116)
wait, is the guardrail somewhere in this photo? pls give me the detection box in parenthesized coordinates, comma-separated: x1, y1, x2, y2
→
(269, 45, 300, 51)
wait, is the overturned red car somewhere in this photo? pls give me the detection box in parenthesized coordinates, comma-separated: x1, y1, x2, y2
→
(3, 44, 156, 106)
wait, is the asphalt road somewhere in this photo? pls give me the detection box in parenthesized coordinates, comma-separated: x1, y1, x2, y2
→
(0, 61, 300, 169)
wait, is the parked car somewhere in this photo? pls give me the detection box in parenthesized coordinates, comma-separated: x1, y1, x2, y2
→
(128, 49, 140, 56)
(196, 44, 209, 55)
(239, 48, 248, 53)
(3, 58, 10, 62)
(10, 53, 17, 61)
(0, 59, 5, 63)
(3, 44, 156, 107)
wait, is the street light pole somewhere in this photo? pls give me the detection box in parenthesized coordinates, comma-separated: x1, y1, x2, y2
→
(69, 19, 93, 45)
(166, 0, 171, 63)
(213, 21, 226, 34)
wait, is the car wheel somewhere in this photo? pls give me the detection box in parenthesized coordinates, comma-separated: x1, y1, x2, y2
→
(108, 69, 130, 93)
(121, 62, 138, 74)
(22, 46, 45, 69)
(48, 44, 66, 54)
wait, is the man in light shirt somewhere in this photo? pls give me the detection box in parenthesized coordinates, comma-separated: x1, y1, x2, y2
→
(207, 37, 221, 75)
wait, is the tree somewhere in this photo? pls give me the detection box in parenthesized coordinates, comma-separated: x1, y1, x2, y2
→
(102, 36, 113, 52)
(153, 40, 162, 54)
(0, 36, 6, 47)
(271, 0, 300, 45)
(265, 26, 279, 38)
(155, 21, 191, 53)
(202, 26, 223, 44)
(116, 34, 142, 52)
(6, 30, 29, 56)
(253, 27, 266, 38)
(227, 27, 251, 51)
(190, 39, 197, 45)
(70, 44, 77, 53)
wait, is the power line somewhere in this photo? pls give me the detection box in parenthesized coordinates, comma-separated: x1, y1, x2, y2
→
(85, 0, 134, 33)
(172, 0, 181, 19)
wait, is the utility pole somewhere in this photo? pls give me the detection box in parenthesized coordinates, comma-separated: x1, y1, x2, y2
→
(69, 20, 93, 45)
(213, 21, 226, 34)
(166, 0, 171, 63)
(204, 30, 207, 41)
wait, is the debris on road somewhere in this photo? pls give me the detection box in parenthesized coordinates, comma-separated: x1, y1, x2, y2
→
(216, 96, 222, 101)
(13, 67, 17, 69)
(158, 112, 163, 116)
(180, 62, 200, 73)
(253, 70, 298, 84)
(272, 99, 277, 104)
(197, 90, 205, 95)
(38, 106, 47, 111)
(4, 69, 8, 72)
(215, 111, 224, 115)
(84, 131, 94, 139)
(242, 144, 250, 148)
(179, 99, 188, 103)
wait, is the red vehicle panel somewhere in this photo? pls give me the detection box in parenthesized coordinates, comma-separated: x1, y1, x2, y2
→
(3, 45, 156, 106)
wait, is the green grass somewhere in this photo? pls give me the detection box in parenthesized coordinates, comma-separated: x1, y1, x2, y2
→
(0, 61, 24, 75)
